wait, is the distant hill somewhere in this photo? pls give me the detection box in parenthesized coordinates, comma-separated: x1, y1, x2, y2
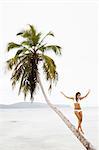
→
(0, 102, 69, 109)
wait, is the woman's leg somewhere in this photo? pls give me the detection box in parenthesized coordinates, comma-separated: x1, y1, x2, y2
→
(74, 111, 81, 131)
(79, 111, 84, 134)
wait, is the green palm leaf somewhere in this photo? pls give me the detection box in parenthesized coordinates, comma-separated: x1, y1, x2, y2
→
(42, 54, 58, 90)
(21, 40, 33, 47)
(47, 31, 54, 37)
(7, 42, 21, 51)
(15, 48, 29, 56)
(43, 45, 61, 55)
(6, 56, 19, 70)
(28, 24, 36, 36)
(38, 31, 54, 47)
(32, 32, 42, 46)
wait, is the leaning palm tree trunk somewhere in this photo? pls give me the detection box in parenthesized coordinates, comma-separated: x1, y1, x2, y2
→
(38, 75, 96, 150)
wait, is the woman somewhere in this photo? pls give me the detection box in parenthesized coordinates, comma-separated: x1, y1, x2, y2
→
(60, 90, 90, 134)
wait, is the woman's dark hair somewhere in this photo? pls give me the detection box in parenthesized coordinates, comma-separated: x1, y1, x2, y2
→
(75, 92, 81, 101)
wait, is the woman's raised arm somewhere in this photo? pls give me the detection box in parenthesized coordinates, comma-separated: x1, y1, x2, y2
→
(60, 91, 74, 100)
(80, 89, 90, 100)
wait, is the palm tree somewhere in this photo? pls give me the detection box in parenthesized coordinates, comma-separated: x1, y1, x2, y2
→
(6, 25, 96, 150)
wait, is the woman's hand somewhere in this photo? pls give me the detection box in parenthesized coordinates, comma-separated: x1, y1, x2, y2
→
(88, 89, 91, 94)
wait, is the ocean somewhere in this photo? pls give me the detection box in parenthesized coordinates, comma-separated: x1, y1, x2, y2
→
(0, 107, 99, 150)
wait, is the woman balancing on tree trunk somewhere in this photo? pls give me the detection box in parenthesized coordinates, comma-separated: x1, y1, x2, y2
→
(61, 90, 90, 134)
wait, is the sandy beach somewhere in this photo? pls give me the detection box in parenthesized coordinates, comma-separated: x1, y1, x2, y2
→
(0, 107, 98, 150)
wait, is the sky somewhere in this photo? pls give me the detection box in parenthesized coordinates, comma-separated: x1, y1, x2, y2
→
(0, 0, 98, 107)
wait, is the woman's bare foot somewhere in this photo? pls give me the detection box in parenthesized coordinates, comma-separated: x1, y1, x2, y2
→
(80, 128, 84, 134)
(77, 126, 80, 132)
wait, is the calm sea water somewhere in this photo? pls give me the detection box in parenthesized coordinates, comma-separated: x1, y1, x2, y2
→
(0, 107, 99, 150)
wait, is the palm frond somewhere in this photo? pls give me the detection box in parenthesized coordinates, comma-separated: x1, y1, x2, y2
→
(6, 56, 19, 70)
(18, 70, 27, 95)
(37, 44, 47, 52)
(6, 48, 31, 71)
(7, 42, 21, 51)
(17, 26, 32, 39)
(11, 64, 23, 88)
(16, 31, 24, 36)
(22, 82, 30, 100)
(42, 54, 58, 90)
(38, 31, 54, 47)
(28, 24, 36, 36)
(21, 40, 33, 48)
(17, 25, 41, 47)
(40, 45, 61, 55)
(10, 53, 38, 99)
(47, 31, 54, 37)
(33, 32, 42, 46)
(15, 48, 29, 56)
(18, 30, 31, 38)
